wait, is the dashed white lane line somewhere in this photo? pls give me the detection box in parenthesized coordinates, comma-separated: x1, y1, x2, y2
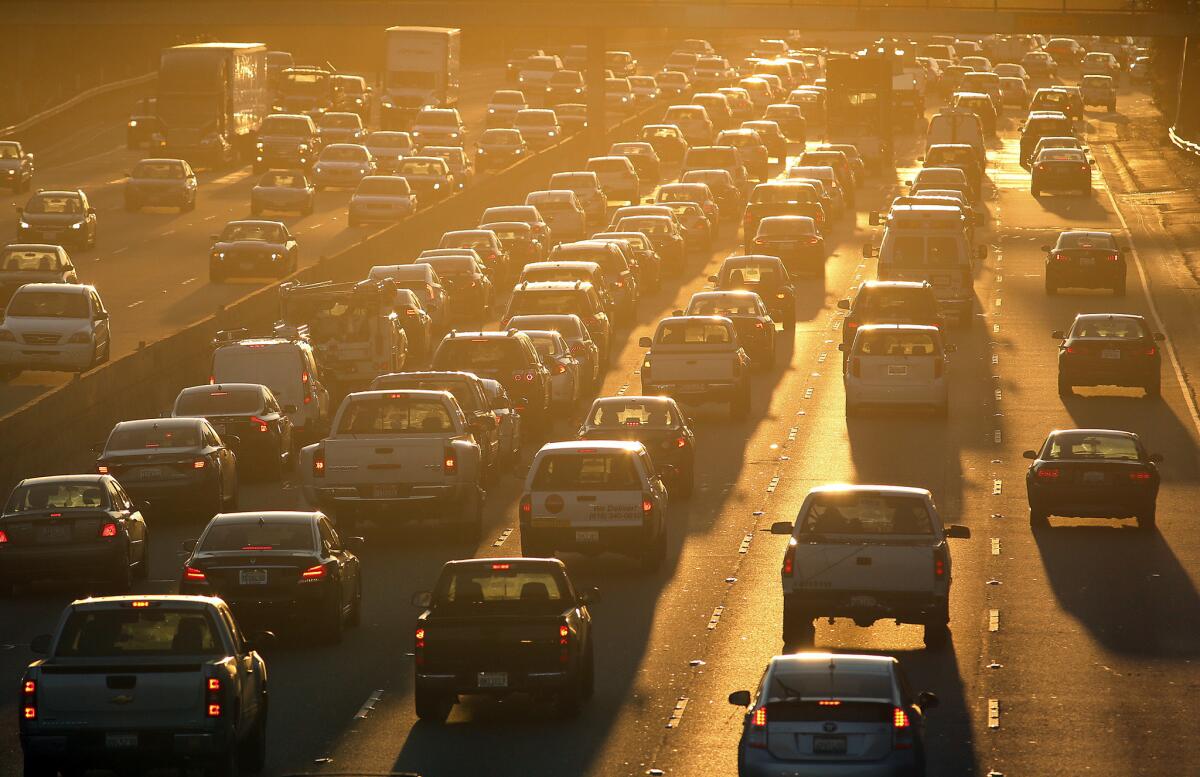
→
(492, 528, 513, 548)
(991, 538, 1001, 556)
(353, 689, 384, 720)
(738, 533, 753, 554)
(112, 246, 128, 255)
(181, 277, 197, 286)
(127, 300, 143, 309)
(666, 697, 689, 728)
(987, 698, 1001, 729)
(992, 479, 1002, 496)
(989, 609, 1000, 632)
(706, 605, 724, 630)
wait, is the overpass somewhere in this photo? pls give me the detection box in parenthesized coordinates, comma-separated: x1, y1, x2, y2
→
(13, 0, 1200, 36)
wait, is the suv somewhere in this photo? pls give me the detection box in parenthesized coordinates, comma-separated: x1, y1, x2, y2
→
(430, 330, 552, 432)
(502, 280, 612, 362)
(1020, 111, 1075, 166)
(837, 280, 942, 350)
(255, 113, 321, 172)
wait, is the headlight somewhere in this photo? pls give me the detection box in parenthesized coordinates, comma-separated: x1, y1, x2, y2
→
(18, 220, 30, 229)
(299, 143, 309, 151)
(433, 183, 441, 189)
(547, 131, 556, 137)
(477, 148, 486, 154)
(213, 252, 226, 259)
(256, 142, 264, 150)
(354, 98, 363, 104)
(270, 252, 281, 261)
(129, 119, 138, 128)
(575, 88, 583, 94)
(67, 330, 92, 344)
(70, 221, 83, 230)
(488, 108, 496, 114)
(450, 132, 460, 139)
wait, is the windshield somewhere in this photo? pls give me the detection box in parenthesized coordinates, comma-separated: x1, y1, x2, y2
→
(175, 388, 263, 416)
(0, 144, 20, 159)
(107, 423, 201, 451)
(434, 565, 568, 616)
(335, 396, 454, 435)
(321, 146, 367, 162)
(56, 608, 223, 657)
(532, 452, 642, 490)
(617, 217, 668, 235)
(432, 339, 525, 371)
(320, 114, 360, 129)
(133, 162, 185, 179)
(399, 159, 445, 176)
(1, 249, 64, 272)
(199, 521, 315, 552)
(1070, 317, 1146, 339)
(24, 194, 83, 215)
(1046, 433, 1140, 461)
(854, 330, 939, 356)
(588, 400, 678, 428)
(753, 185, 814, 204)
(799, 492, 933, 536)
(6, 482, 110, 512)
(482, 131, 521, 145)
(7, 291, 88, 318)
(221, 223, 284, 242)
(261, 116, 310, 136)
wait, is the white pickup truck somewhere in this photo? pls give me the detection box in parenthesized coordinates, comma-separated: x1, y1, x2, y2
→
(771, 485, 970, 649)
(300, 389, 485, 539)
(638, 315, 752, 419)
(19, 595, 269, 777)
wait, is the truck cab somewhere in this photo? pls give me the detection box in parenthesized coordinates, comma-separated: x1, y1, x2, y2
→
(638, 315, 752, 419)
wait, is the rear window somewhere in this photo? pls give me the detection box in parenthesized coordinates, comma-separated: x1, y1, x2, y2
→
(532, 452, 642, 490)
(433, 564, 567, 616)
(176, 388, 263, 416)
(588, 401, 679, 428)
(6, 482, 110, 513)
(856, 289, 937, 317)
(433, 339, 526, 371)
(888, 236, 963, 268)
(766, 667, 894, 702)
(753, 185, 814, 204)
(108, 423, 201, 451)
(1070, 317, 1146, 339)
(56, 609, 223, 657)
(855, 330, 939, 356)
(133, 162, 185, 179)
(1046, 432, 1140, 461)
(7, 291, 88, 318)
(199, 521, 316, 552)
(1, 249, 64, 272)
(371, 379, 479, 413)
(509, 289, 590, 315)
(335, 396, 454, 434)
(1057, 233, 1112, 250)
(721, 264, 779, 286)
(356, 178, 410, 196)
(688, 297, 758, 316)
(797, 492, 934, 536)
(927, 147, 975, 166)
(655, 319, 732, 345)
(398, 159, 445, 176)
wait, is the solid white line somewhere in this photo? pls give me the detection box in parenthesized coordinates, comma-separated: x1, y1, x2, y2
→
(1101, 172, 1200, 435)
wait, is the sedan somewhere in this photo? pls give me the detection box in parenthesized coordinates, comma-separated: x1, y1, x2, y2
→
(507, 313, 600, 390)
(395, 156, 455, 203)
(742, 120, 788, 164)
(172, 383, 293, 479)
(684, 290, 776, 369)
(312, 143, 377, 190)
(96, 417, 239, 517)
(209, 220, 298, 281)
(1055, 313, 1163, 397)
(709, 254, 796, 328)
(476, 128, 529, 173)
(1024, 428, 1161, 529)
(638, 124, 689, 164)
(751, 215, 825, 276)
(348, 175, 418, 226)
(514, 109, 562, 149)
(16, 189, 96, 251)
(0, 474, 149, 594)
(179, 511, 363, 643)
(1043, 229, 1125, 295)
(525, 329, 582, 408)
(0, 243, 76, 309)
(1031, 148, 1093, 196)
(577, 395, 696, 496)
(486, 89, 529, 128)
(316, 111, 367, 145)
(364, 130, 416, 173)
(124, 158, 197, 212)
(250, 169, 315, 216)
(763, 103, 807, 144)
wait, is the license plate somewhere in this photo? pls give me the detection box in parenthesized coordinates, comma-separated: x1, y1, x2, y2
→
(477, 672, 508, 688)
(575, 529, 600, 543)
(374, 485, 399, 498)
(887, 365, 908, 376)
(1102, 349, 1121, 360)
(1079, 256, 1095, 266)
(138, 467, 162, 480)
(813, 735, 847, 754)
(105, 733, 137, 749)
(1083, 471, 1105, 483)
(239, 569, 268, 585)
(850, 595, 877, 608)
(37, 524, 72, 543)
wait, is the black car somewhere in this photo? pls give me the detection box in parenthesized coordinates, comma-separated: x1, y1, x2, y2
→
(411, 557, 595, 721)
(430, 330, 552, 432)
(254, 113, 321, 173)
(578, 395, 696, 496)
(750, 215, 825, 277)
(172, 383, 294, 479)
(1055, 313, 1163, 398)
(709, 254, 796, 328)
(16, 190, 96, 251)
(209, 219, 299, 282)
(1044, 230, 1126, 296)
(0, 244, 77, 309)
(1031, 148, 1093, 196)
(125, 158, 197, 212)
(179, 511, 363, 642)
(0, 474, 149, 594)
(96, 417, 239, 516)
(837, 280, 942, 350)
(126, 96, 160, 150)
(1024, 428, 1161, 530)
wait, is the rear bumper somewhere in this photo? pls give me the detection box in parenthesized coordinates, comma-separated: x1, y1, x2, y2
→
(782, 590, 948, 626)
(1046, 264, 1123, 287)
(0, 541, 126, 581)
(305, 483, 478, 521)
(416, 667, 573, 696)
(1059, 360, 1157, 386)
(844, 378, 947, 408)
(1028, 482, 1156, 518)
(22, 728, 232, 765)
(0, 342, 93, 371)
(521, 521, 656, 555)
(739, 747, 918, 777)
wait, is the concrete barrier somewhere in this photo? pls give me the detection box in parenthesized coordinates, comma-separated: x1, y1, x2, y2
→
(0, 103, 660, 495)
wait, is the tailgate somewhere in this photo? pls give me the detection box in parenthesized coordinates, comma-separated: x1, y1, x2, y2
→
(424, 615, 564, 673)
(324, 438, 441, 486)
(532, 488, 646, 527)
(650, 350, 736, 382)
(792, 543, 935, 592)
(38, 664, 207, 728)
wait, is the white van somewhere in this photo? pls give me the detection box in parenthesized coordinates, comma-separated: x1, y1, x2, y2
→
(925, 108, 986, 168)
(368, 263, 447, 326)
(210, 334, 331, 444)
(866, 204, 982, 326)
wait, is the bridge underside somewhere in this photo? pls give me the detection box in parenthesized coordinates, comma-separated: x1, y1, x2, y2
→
(16, 1, 1200, 37)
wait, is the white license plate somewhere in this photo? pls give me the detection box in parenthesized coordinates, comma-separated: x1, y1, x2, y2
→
(374, 485, 399, 498)
(138, 468, 162, 480)
(239, 569, 269, 585)
(1102, 349, 1121, 360)
(477, 672, 508, 688)
(1083, 471, 1106, 483)
(105, 733, 137, 749)
(887, 364, 908, 376)
(1079, 256, 1095, 266)
(575, 530, 600, 543)
(850, 595, 877, 608)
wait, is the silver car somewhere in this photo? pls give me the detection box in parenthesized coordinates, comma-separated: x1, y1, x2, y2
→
(124, 158, 197, 212)
(313, 144, 376, 190)
(251, 169, 315, 216)
(365, 131, 415, 173)
(729, 653, 938, 777)
(348, 176, 417, 226)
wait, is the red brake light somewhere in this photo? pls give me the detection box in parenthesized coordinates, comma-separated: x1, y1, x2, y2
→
(675, 436, 688, 448)
(520, 495, 532, 515)
(818, 699, 841, 706)
(313, 447, 326, 478)
(250, 416, 270, 433)
(97, 465, 109, 475)
(23, 680, 35, 695)
(642, 497, 653, 514)
(782, 539, 796, 576)
(752, 707, 767, 728)
(1130, 471, 1152, 480)
(184, 566, 207, 582)
(0, 529, 8, 544)
(207, 678, 221, 691)
(23, 706, 36, 720)
(301, 564, 326, 580)
(100, 522, 118, 538)
(1036, 467, 1060, 479)
(193, 459, 206, 469)
(1108, 253, 1119, 262)
(893, 707, 911, 728)
(559, 624, 570, 639)
(1066, 346, 1078, 354)
(934, 550, 947, 578)
(207, 704, 221, 718)
(1145, 347, 1157, 356)
(553, 362, 567, 375)
(492, 562, 511, 570)
(443, 447, 458, 475)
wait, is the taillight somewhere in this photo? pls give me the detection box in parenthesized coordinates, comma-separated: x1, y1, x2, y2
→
(0, 530, 7, 544)
(752, 707, 767, 728)
(850, 358, 861, 378)
(782, 538, 796, 576)
(444, 447, 458, 475)
(300, 564, 326, 581)
(553, 362, 567, 375)
(1066, 346, 1078, 354)
(934, 546, 947, 579)
(642, 496, 653, 514)
(1035, 467, 1060, 479)
(415, 625, 427, 666)
(21, 676, 36, 720)
(748, 705, 769, 748)
(1107, 253, 1119, 262)
(1053, 252, 1069, 262)
(250, 416, 269, 433)
(1145, 347, 1157, 356)
(520, 495, 532, 518)
(1130, 471, 1152, 480)
(892, 705, 913, 750)
(193, 459, 206, 469)
(313, 447, 326, 478)
(205, 675, 222, 717)
(184, 566, 207, 582)
(99, 522, 117, 538)
(97, 464, 110, 474)
(675, 436, 688, 448)
(559, 621, 571, 665)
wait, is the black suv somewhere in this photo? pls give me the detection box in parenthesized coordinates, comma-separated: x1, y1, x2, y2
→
(430, 330, 552, 432)
(255, 113, 322, 173)
(837, 281, 942, 350)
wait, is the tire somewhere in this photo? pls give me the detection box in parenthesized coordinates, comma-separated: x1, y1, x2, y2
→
(414, 685, 452, 723)
(1029, 508, 1050, 530)
(1145, 375, 1161, 399)
(238, 708, 267, 774)
(1138, 507, 1157, 531)
(923, 620, 950, 650)
(1057, 375, 1073, 397)
(782, 608, 815, 647)
(134, 537, 150, 580)
(1045, 277, 1057, 295)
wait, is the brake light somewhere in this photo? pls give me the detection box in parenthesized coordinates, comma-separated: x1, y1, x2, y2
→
(21, 676, 36, 720)
(1066, 346, 1077, 354)
(1130, 471, 1152, 480)
(443, 447, 458, 475)
(642, 496, 653, 514)
(553, 362, 567, 375)
(1145, 347, 1157, 356)
(250, 416, 270, 433)
(0, 530, 7, 544)
(406, 309, 419, 316)
(100, 522, 118, 538)
(894, 706, 911, 728)
(1053, 252, 1069, 262)
(934, 547, 947, 579)
(300, 564, 326, 580)
(559, 621, 571, 665)
(850, 358, 861, 378)
(520, 495, 532, 516)
(782, 538, 796, 576)
(97, 465, 109, 474)
(675, 436, 688, 448)
(205, 674, 222, 717)
(207, 678, 221, 691)
(1108, 253, 1119, 262)
(313, 447, 326, 478)
(193, 459, 206, 469)
(818, 699, 841, 706)
(184, 566, 207, 582)
(752, 706, 767, 728)
(1036, 467, 1060, 479)
(754, 321, 764, 329)
(415, 625, 427, 666)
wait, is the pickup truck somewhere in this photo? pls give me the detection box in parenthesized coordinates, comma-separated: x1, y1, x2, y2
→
(639, 315, 752, 419)
(300, 390, 485, 539)
(411, 557, 595, 722)
(771, 485, 970, 650)
(19, 595, 269, 777)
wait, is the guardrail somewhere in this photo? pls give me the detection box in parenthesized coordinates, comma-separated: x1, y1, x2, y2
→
(0, 72, 154, 140)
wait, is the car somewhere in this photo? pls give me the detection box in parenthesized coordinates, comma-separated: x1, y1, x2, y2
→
(480, 204, 552, 248)
(0, 141, 35, 192)
(577, 395, 695, 495)
(743, 180, 825, 238)
(476, 128, 530, 172)
(908, 165, 974, 202)
(639, 315, 752, 418)
(663, 104, 715, 146)
(1044, 36, 1085, 65)
(209, 219, 298, 281)
(1031, 147, 1092, 196)
(522, 329, 582, 408)
(728, 653, 940, 776)
(364, 130, 416, 173)
(316, 111, 367, 144)
(629, 75, 661, 104)
(1019, 110, 1075, 166)
(591, 230, 662, 291)
(710, 254, 795, 329)
(506, 47, 545, 82)
(172, 383, 294, 478)
(439, 228, 512, 280)
(994, 62, 1030, 82)
(421, 145, 473, 189)
(551, 240, 639, 317)
(125, 97, 159, 150)
(841, 324, 952, 416)
(387, 288, 435, 360)
(1025, 428, 1161, 530)
(518, 53, 564, 89)
(396, 155, 455, 202)
(606, 49, 638, 76)
(312, 143, 376, 190)
(527, 189, 588, 244)
(1029, 87, 1083, 121)
(411, 557, 595, 721)
(411, 107, 467, 147)
(681, 168, 744, 217)
(609, 141, 661, 188)
(96, 417, 239, 516)
(1054, 313, 1163, 398)
(0, 243, 77, 309)
(585, 155, 640, 205)
(0, 283, 109, 378)
(1080, 74, 1117, 111)
(716, 87, 755, 120)
(998, 75, 1030, 109)
(487, 89, 529, 127)
(613, 215, 686, 275)
(742, 120, 789, 164)
(549, 171, 607, 228)
(838, 281, 941, 350)
(605, 77, 637, 113)
(254, 112, 321, 172)
(514, 108, 562, 149)
(430, 329, 553, 432)
(16, 189, 96, 251)
(179, 510, 362, 641)
(638, 123, 690, 164)
(922, 143, 984, 200)
(0, 474, 149, 594)
(554, 103, 589, 135)
(543, 69, 587, 105)
(503, 280, 612, 362)
(716, 128, 769, 181)
(657, 182, 721, 231)
(415, 253, 494, 320)
(751, 215, 825, 276)
(763, 103, 807, 144)
(1043, 230, 1125, 296)
(684, 145, 750, 194)
(506, 313, 601, 389)
(348, 175, 418, 225)
(657, 69, 691, 100)
(331, 74, 372, 118)
(1081, 50, 1121, 78)
(250, 169, 315, 216)
(788, 86, 827, 124)
(684, 290, 776, 369)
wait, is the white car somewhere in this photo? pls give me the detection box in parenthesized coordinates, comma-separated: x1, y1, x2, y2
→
(525, 329, 582, 407)
(841, 324, 951, 416)
(313, 144, 376, 190)
(0, 283, 109, 378)
(411, 107, 467, 148)
(525, 189, 587, 244)
(514, 109, 562, 149)
(364, 131, 415, 173)
(585, 155, 640, 205)
(348, 176, 418, 226)
(548, 171, 607, 228)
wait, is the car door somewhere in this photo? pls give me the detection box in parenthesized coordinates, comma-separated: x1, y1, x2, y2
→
(89, 290, 110, 351)
(320, 517, 355, 611)
(206, 422, 237, 491)
(108, 479, 147, 559)
(218, 604, 262, 726)
(264, 389, 293, 456)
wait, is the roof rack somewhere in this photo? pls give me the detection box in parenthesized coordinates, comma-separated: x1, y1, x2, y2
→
(212, 328, 249, 347)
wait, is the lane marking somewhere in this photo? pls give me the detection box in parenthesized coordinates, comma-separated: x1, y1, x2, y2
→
(666, 697, 689, 728)
(803, 387, 814, 399)
(706, 605, 724, 630)
(353, 689, 383, 720)
(989, 609, 1000, 632)
(112, 246, 128, 255)
(994, 388, 1003, 402)
(738, 533, 753, 554)
(987, 698, 1001, 729)
(993, 429, 1002, 444)
(492, 528, 513, 548)
(181, 277, 196, 286)
(991, 538, 1001, 556)
(992, 479, 1002, 496)
(767, 475, 780, 493)
(127, 300, 143, 309)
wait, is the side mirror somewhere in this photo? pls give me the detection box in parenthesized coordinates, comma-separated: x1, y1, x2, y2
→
(30, 634, 52, 655)
(836, 298, 850, 310)
(868, 211, 881, 226)
(770, 520, 793, 535)
(247, 630, 277, 652)
(1022, 450, 1038, 460)
(904, 179, 913, 186)
(25, 153, 34, 161)
(1089, 159, 1096, 166)
(411, 591, 433, 608)
(639, 336, 653, 348)
(707, 274, 718, 283)
(945, 524, 971, 539)
(917, 690, 940, 709)
(1149, 453, 1164, 463)
(1154, 332, 1165, 341)
(345, 536, 366, 553)
(976, 245, 987, 260)
(837, 343, 846, 352)
(283, 404, 298, 414)
(181, 538, 198, 553)
(728, 690, 752, 706)
(1051, 330, 1065, 340)
(580, 586, 601, 605)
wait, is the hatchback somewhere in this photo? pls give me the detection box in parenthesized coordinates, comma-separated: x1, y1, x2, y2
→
(842, 324, 952, 416)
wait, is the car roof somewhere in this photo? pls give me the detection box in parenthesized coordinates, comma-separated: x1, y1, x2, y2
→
(210, 510, 320, 525)
(1073, 312, 1145, 322)
(807, 484, 932, 498)
(538, 440, 646, 454)
(768, 652, 898, 672)
(17, 473, 109, 487)
(12, 282, 90, 295)
(443, 556, 568, 572)
(180, 383, 264, 394)
(591, 394, 675, 408)
(859, 280, 931, 291)
(115, 417, 203, 430)
(856, 323, 941, 334)
(1047, 428, 1138, 440)
(70, 594, 225, 610)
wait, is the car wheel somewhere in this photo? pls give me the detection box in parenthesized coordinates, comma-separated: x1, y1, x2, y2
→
(348, 579, 363, 628)
(782, 608, 816, 647)
(414, 685, 453, 723)
(1138, 507, 1157, 531)
(1029, 508, 1050, 530)
(1145, 375, 1161, 399)
(237, 705, 267, 774)
(1057, 375, 1073, 397)
(923, 621, 950, 650)
(1044, 277, 1057, 295)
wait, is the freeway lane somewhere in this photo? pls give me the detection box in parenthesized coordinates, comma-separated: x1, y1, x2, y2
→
(3, 74, 1200, 777)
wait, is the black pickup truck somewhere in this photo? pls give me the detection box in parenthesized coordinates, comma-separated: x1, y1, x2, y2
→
(411, 557, 595, 722)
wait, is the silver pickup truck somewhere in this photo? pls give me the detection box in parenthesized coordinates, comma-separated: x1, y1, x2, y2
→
(772, 485, 970, 650)
(300, 389, 485, 539)
(638, 315, 752, 419)
(19, 595, 269, 777)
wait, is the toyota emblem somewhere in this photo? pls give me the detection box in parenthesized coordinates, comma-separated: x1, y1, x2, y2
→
(822, 722, 838, 733)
